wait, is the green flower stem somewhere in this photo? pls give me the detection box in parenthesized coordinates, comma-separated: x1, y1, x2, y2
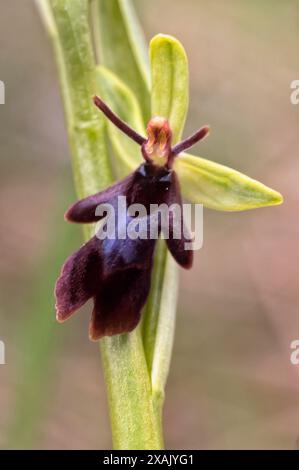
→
(100, 332, 163, 449)
(38, 0, 163, 449)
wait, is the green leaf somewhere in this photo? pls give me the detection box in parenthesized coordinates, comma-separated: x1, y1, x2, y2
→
(95, 0, 150, 122)
(150, 34, 189, 143)
(175, 153, 283, 211)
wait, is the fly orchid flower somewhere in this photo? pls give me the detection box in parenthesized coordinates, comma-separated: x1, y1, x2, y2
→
(55, 96, 210, 340)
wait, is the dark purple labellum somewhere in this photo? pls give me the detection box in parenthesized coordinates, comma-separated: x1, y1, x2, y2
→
(55, 97, 210, 340)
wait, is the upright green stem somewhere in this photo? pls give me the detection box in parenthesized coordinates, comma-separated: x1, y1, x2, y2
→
(100, 332, 163, 449)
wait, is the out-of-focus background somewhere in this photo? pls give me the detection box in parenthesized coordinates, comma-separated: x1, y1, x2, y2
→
(0, 0, 299, 450)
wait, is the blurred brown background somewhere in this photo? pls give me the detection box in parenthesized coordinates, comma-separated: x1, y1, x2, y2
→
(0, 0, 299, 449)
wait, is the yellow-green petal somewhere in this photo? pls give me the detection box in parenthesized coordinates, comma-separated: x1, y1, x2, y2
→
(150, 34, 188, 143)
(175, 153, 283, 211)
